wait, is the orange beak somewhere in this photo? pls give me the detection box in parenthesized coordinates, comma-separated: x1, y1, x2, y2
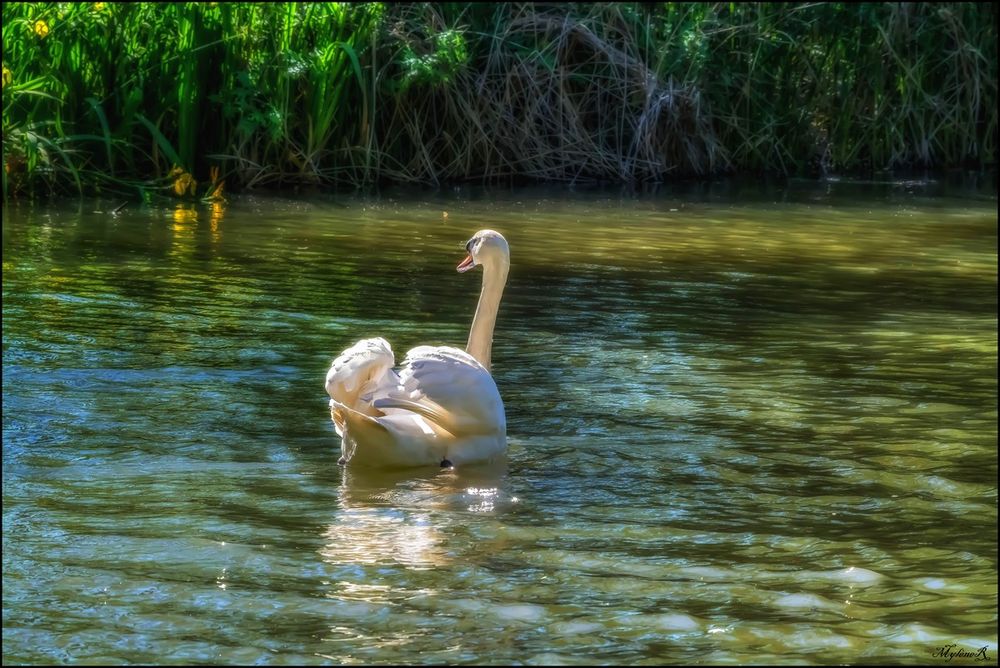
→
(457, 255, 475, 273)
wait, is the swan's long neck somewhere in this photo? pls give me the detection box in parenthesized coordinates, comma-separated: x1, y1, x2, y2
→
(466, 260, 508, 372)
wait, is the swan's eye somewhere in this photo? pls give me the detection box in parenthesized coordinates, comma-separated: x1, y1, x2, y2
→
(465, 239, 474, 253)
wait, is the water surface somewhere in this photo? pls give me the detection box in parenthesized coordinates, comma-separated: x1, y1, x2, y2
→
(3, 181, 997, 664)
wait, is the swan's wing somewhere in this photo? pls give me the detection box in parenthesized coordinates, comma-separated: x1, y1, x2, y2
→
(325, 337, 398, 424)
(331, 398, 453, 468)
(373, 345, 505, 437)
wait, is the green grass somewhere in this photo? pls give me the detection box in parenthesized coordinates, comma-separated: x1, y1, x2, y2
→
(2, 2, 996, 198)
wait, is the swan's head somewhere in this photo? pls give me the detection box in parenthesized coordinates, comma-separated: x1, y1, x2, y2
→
(457, 229, 509, 273)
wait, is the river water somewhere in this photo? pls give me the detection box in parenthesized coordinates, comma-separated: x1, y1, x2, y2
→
(3, 180, 997, 664)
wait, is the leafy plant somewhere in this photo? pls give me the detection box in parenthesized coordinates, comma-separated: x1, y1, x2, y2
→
(2, 1, 995, 197)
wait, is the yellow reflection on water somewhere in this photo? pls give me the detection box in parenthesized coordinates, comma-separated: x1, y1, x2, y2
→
(171, 204, 198, 228)
(167, 201, 226, 254)
(168, 204, 198, 263)
(210, 200, 225, 243)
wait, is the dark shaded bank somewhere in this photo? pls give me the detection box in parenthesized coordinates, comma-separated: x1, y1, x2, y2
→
(3, 2, 997, 199)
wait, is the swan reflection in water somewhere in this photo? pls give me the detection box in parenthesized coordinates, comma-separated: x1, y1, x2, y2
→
(319, 460, 513, 570)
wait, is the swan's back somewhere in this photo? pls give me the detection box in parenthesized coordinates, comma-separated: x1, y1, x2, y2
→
(380, 346, 505, 438)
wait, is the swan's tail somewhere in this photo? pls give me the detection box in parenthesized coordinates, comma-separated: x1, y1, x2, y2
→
(325, 337, 396, 419)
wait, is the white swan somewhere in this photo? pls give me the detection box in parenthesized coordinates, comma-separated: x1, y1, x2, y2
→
(325, 229, 509, 469)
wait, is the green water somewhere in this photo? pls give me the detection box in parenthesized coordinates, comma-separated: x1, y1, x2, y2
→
(2, 182, 997, 665)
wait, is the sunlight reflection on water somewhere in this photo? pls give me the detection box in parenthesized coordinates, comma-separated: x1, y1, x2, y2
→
(2, 183, 996, 664)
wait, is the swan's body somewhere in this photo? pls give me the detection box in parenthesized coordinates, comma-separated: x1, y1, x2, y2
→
(325, 230, 509, 469)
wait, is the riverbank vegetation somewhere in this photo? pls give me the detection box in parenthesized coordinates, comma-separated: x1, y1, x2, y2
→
(3, 2, 996, 198)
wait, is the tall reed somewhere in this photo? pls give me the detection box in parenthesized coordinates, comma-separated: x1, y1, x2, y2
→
(2, 2, 996, 197)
